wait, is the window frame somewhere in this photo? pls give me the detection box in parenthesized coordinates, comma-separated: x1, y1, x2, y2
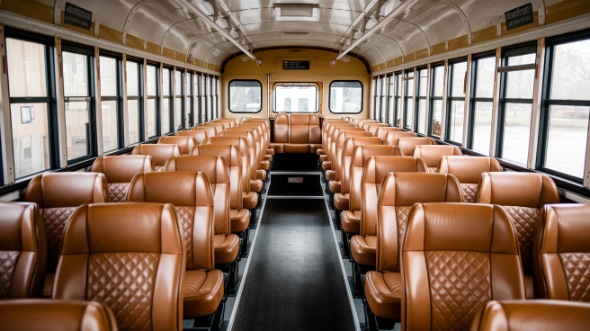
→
(125, 57, 145, 144)
(146, 61, 160, 138)
(445, 58, 468, 146)
(98, 52, 124, 151)
(228, 79, 263, 113)
(415, 66, 429, 134)
(403, 69, 415, 130)
(328, 80, 364, 114)
(272, 82, 320, 113)
(467, 52, 496, 154)
(428, 63, 445, 138)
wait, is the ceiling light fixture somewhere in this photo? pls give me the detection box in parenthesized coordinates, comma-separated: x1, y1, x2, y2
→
(229, 28, 240, 39)
(365, 15, 378, 30)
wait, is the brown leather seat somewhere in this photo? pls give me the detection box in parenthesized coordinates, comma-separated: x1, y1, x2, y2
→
(340, 156, 427, 236)
(375, 126, 401, 141)
(363, 173, 463, 322)
(0, 299, 118, 330)
(158, 135, 196, 155)
(328, 130, 373, 193)
(366, 122, 388, 136)
(323, 127, 366, 177)
(477, 172, 560, 298)
(238, 122, 272, 162)
(402, 203, 525, 331)
(24, 173, 108, 297)
(396, 136, 437, 156)
(412, 144, 462, 172)
(227, 126, 271, 171)
(126, 172, 224, 318)
(333, 137, 383, 210)
(222, 130, 267, 181)
(534, 203, 590, 301)
(206, 136, 263, 197)
(270, 113, 289, 153)
(383, 131, 416, 147)
(90, 155, 153, 202)
(52, 203, 184, 331)
(176, 128, 208, 145)
(203, 122, 226, 135)
(0, 202, 46, 298)
(241, 118, 274, 155)
(163, 156, 240, 264)
(471, 300, 590, 331)
(271, 113, 322, 153)
(438, 156, 502, 203)
(198, 125, 219, 139)
(193, 144, 252, 255)
(317, 120, 351, 161)
(131, 143, 180, 171)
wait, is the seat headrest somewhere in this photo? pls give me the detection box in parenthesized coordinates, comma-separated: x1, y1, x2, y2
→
(0, 202, 40, 251)
(477, 172, 560, 207)
(384, 131, 416, 146)
(343, 137, 383, 155)
(351, 145, 400, 167)
(397, 137, 436, 155)
(158, 136, 195, 155)
(379, 173, 463, 206)
(364, 156, 428, 183)
(164, 155, 229, 184)
(24, 173, 108, 208)
(178, 129, 208, 144)
(193, 144, 241, 167)
(127, 171, 213, 207)
(438, 156, 501, 183)
(131, 144, 180, 166)
(405, 203, 519, 254)
(541, 204, 590, 253)
(63, 203, 183, 254)
(91, 155, 153, 182)
(412, 145, 462, 167)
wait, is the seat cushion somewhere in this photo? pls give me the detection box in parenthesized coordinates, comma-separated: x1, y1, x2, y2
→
(266, 148, 275, 156)
(365, 271, 402, 320)
(319, 155, 328, 163)
(284, 144, 310, 153)
(325, 169, 335, 181)
(214, 234, 240, 264)
(329, 180, 341, 193)
(230, 208, 250, 233)
(322, 161, 332, 172)
(309, 144, 322, 154)
(243, 192, 259, 210)
(260, 160, 271, 171)
(269, 143, 284, 154)
(350, 235, 377, 266)
(316, 148, 325, 156)
(256, 169, 267, 181)
(183, 269, 224, 318)
(250, 179, 263, 193)
(333, 193, 349, 211)
(340, 210, 361, 234)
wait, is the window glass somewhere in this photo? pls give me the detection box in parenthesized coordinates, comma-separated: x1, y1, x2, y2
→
(161, 67, 171, 134)
(471, 56, 496, 154)
(416, 68, 427, 134)
(541, 38, 590, 179)
(447, 61, 467, 143)
(274, 84, 318, 113)
(430, 65, 444, 137)
(229, 80, 262, 113)
(174, 70, 183, 130)
(329, 81, 362, 113)
(126, 61, 141, 144)
(99, 56, 118, 152)
(63, 51, 91, 160)
(394, 74, 402, 126)
(6, 37, 52, 178)
(146, 65, 157, 137)
(387, 76, 394, 124)
(404, 71, 414, 130)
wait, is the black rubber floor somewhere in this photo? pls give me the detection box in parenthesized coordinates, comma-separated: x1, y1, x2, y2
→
(266, 173, 324, 197)
(232, 199, 355, 331)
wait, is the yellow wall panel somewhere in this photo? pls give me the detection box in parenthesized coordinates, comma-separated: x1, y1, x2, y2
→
(447, 35, 469, 51)
(1, 0, 53, 23)
(546, 0, 590, 24)
(98, 25, 121, 44)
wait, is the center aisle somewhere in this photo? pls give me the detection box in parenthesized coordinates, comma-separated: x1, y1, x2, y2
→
(231, 196, 356, 331)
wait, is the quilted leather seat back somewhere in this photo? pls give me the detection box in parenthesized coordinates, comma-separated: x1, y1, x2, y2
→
(477, 172, 560, 277)
(377, 173, 462, 272)
(0, 202, 46, 298)
(131, 144, 180, 169)
(91, 155, 153, 203)
(53, 203, 185, 331)
(127, 172, 214, 271)
(361, 156, 429, 237)
(348, 145, 400, 215)
(438, 156, 502, 203)
(535, 204, 590, 301)
(0, 299, 118, 331)
(412, 145, 463, 173)
(471, 300, 590, 331)
(24, 173, 108, 275)
(158, 136, 196, 155)
(402, 203, 525, 331)
(163, 156, 231, 236)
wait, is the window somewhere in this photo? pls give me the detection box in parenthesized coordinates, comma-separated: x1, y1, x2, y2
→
(174, 69, 184, 131)
(446, 60, 467, 144)
(540, 36, 590, 180)
(498, 46, 536, 165)
(6, 35, 55, 179)
(403, 70, 415, 130)
(380, 76, 387, 122)
(229, 80, 262, 113)
(206, 75, 213, 121)
(62, 47, 94, 162)
(416, 68, 428, 134)
(126, 60, 142, 144)
(469, 55, 496, 154)
(161, 67, 172, 134)
(186, 72, 194, 127)
(429, 65, 444, 137)
(387, 74, 394, 125)
(393, 73, 402, 127)
(371, 77, 378, 119)
(329, 81, 362, 113)
(99, 55, 121, 152)
(195, 73, 203, 124)
(146, 64, 158, 137)
(214, 76, 220, 119)
(274, 84, 319, 113)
